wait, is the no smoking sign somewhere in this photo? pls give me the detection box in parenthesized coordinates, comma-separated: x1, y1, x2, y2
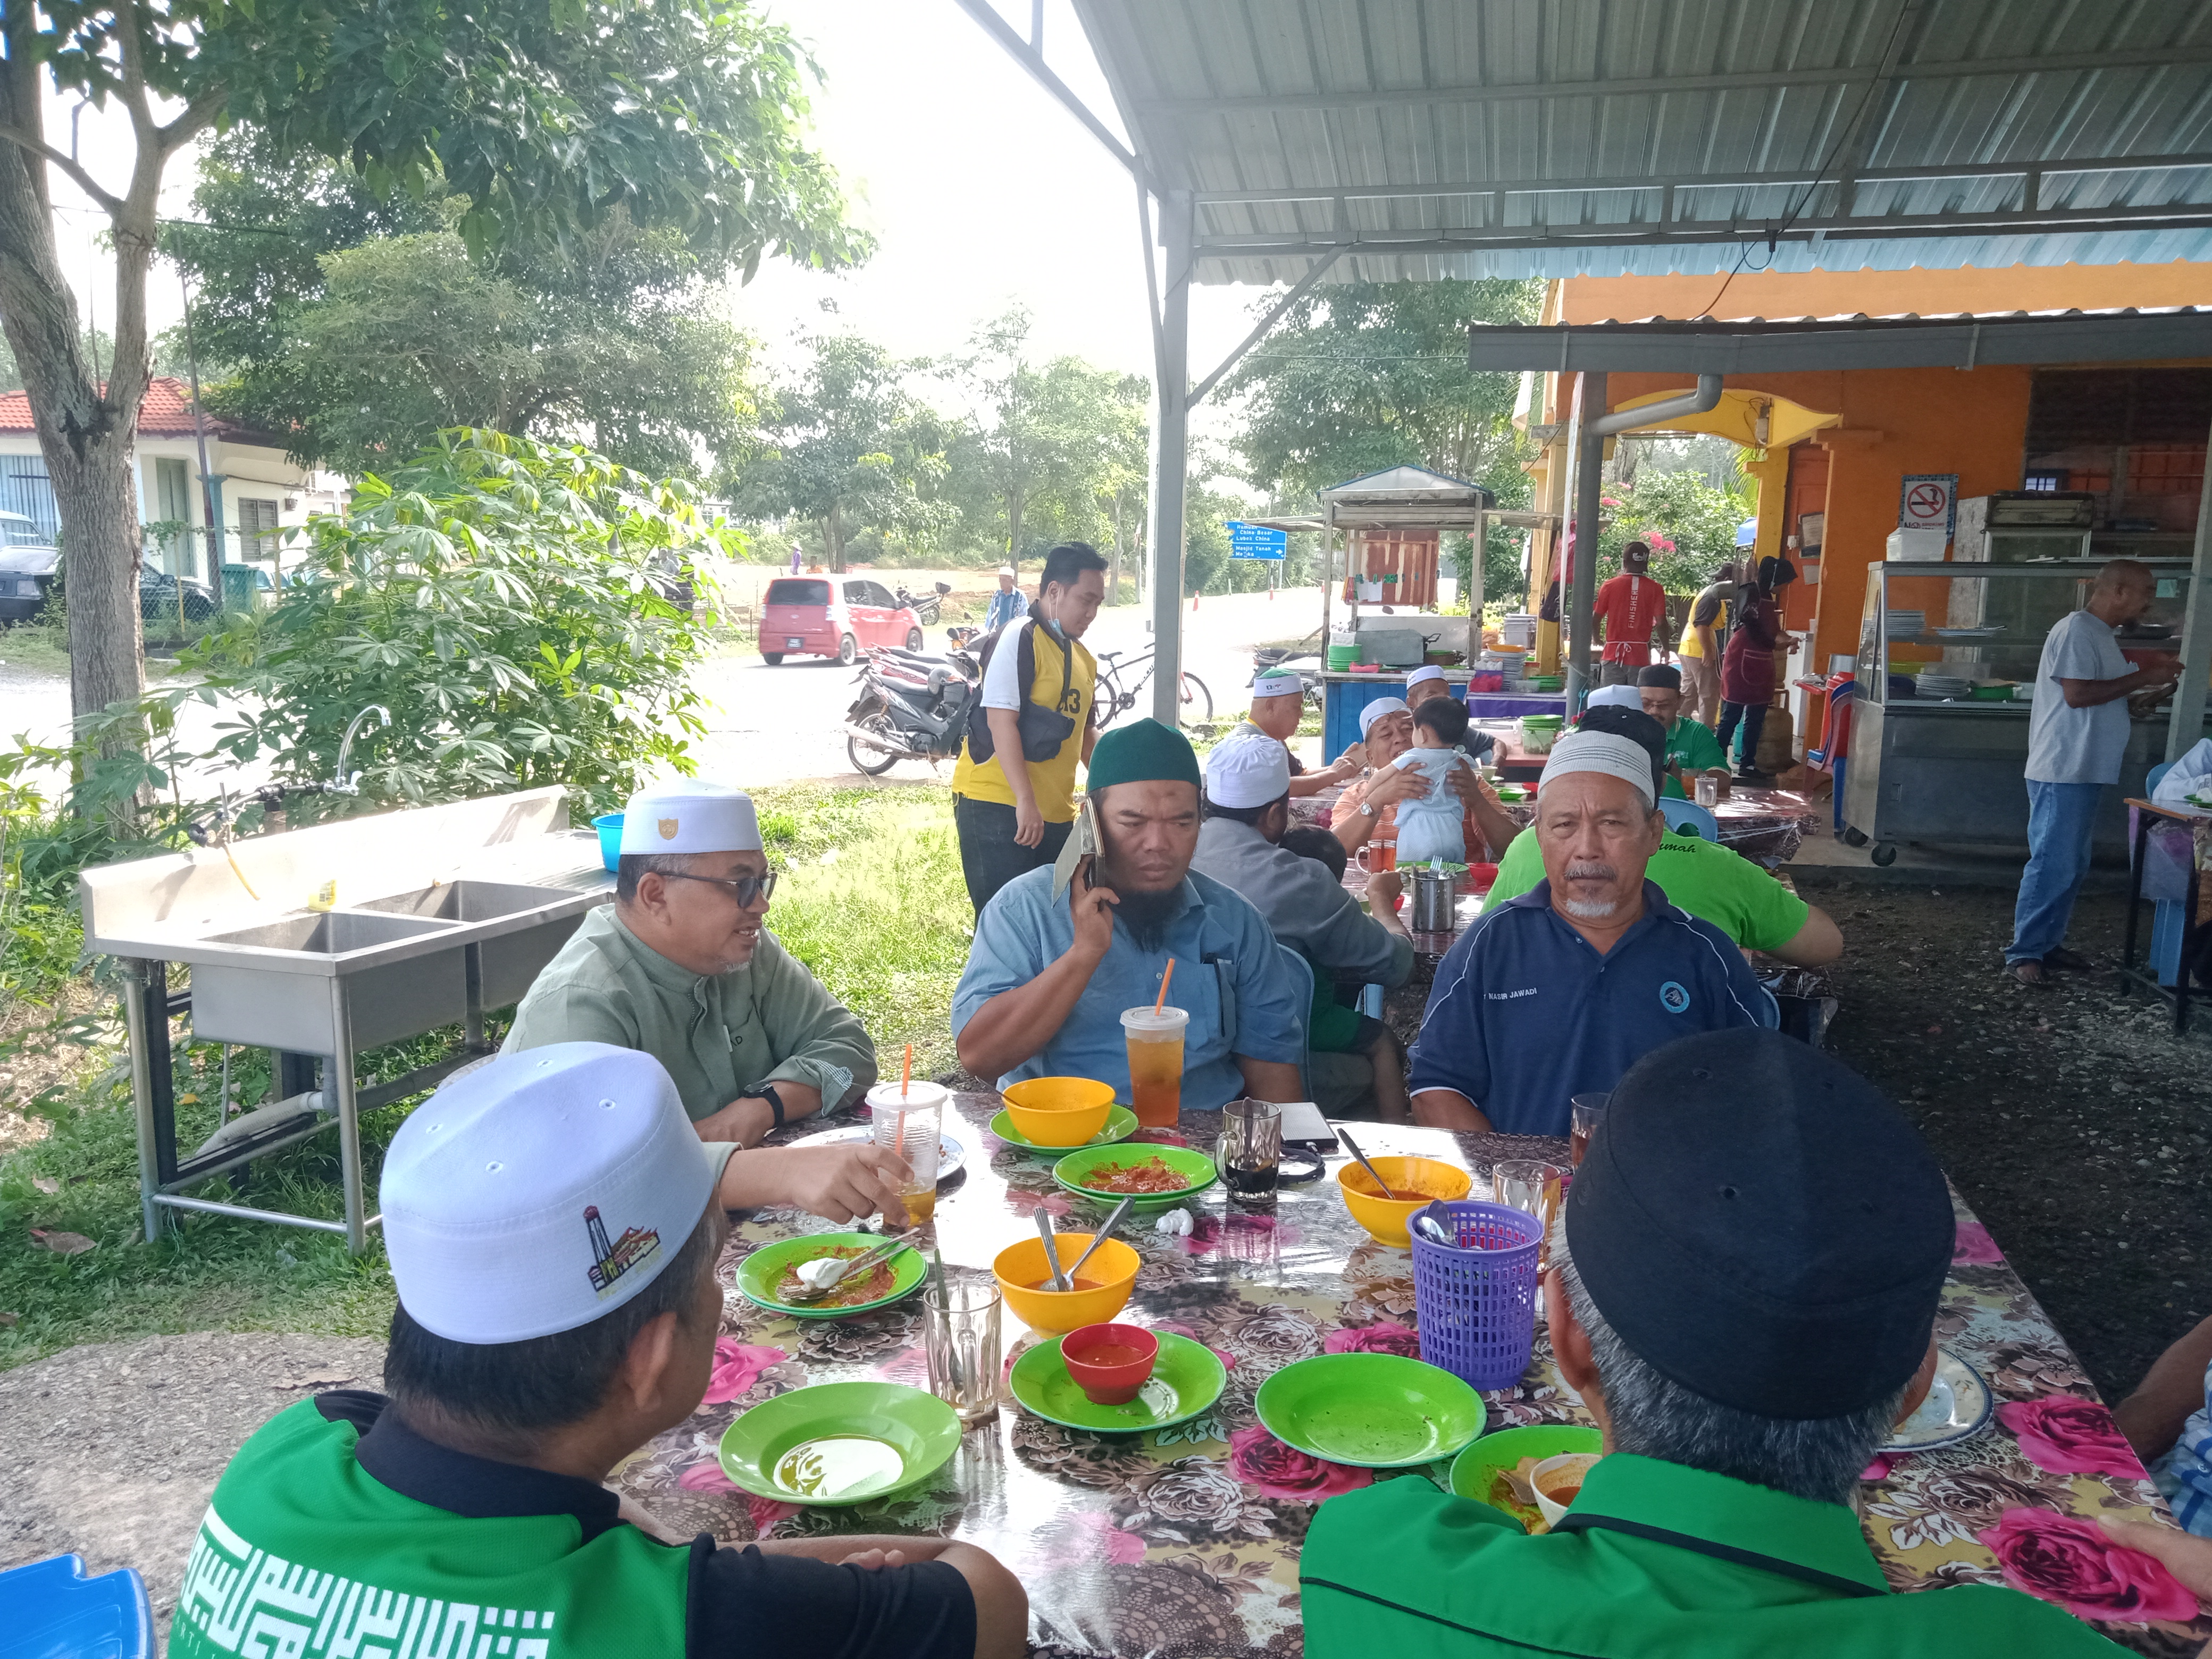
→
(1898, 473, 1957, 536)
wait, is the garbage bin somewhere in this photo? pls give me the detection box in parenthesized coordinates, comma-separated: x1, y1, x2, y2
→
(220, 564, 261, 612)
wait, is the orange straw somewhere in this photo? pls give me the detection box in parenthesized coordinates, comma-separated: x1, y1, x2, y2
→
(1154, 958, 1176, 1014)
(901, 1043, 912, 1099)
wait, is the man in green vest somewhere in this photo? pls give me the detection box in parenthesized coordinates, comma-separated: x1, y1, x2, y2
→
(173, 1044, 1027, 1659)
(506, 781, 910, 1222)
(1303, 1030, 2140, 1657)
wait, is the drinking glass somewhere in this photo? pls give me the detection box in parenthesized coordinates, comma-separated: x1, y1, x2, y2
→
(1694, 773, 1720, 809)
(1569, 1093, 1609, 1168)
(1121, 1006, 1188, 1127)
(923, 1279, 1002, 1425)
(1215, 1099, 1283, 1203)
(1357, 833, 1398, 874)
(868, 1080, 945, 1223)
(1491, 1159, 1566, 1273)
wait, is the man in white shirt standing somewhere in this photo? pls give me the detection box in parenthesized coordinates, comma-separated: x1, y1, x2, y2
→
(2006, 560, 2181, 986)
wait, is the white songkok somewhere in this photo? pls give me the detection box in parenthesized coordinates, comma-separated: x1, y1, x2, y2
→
(381, 1044, 716, 1343)
(1250, 669, 1304, 700)
(1584, 684, 1645, 710)
(619, 782, 761, 856)
(1206, 733, 1293, 808)
(1359, 697, 1411, 739)
(1539, 731, 1658, 811)
(1404, 664, 1446, 691)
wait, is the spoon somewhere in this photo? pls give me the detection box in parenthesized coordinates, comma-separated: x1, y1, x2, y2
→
(1035, 1208, 1070, 1292)
(1412, 1209, 1453, 1246)
(785, 1225, 927, 1305)
(1060, 1196, 1135, 1284)
(1338, 1127, 1403, 1201)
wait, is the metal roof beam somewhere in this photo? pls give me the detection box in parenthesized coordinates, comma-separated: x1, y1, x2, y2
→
(1191, 151, 2212, 206)
(1462, 314, 2212, 375)
(1129, 44, 2212, 118)
(1184, 247, 1343, 410)
(1192, 199, 2212, 259)
(951, 0, 1136, 174)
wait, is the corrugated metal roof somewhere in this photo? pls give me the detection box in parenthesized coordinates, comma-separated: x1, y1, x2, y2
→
(1068, 0, 2212, 284)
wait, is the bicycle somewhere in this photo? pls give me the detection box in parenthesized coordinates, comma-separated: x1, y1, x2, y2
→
(1093, 648, 1213, 728)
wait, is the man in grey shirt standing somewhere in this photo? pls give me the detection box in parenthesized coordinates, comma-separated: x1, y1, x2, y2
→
(1192, 732, 1415, 1119)
(2006, 560, 2181, 986)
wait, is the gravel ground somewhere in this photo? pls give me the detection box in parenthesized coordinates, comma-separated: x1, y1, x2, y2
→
(0, 1331, 386, 1636)
(1822, 887, 2210, 1404)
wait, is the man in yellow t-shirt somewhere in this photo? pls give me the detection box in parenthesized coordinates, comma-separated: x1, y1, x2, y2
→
(951, 542, 1107, 914)
(1677, 561, 1742, 727)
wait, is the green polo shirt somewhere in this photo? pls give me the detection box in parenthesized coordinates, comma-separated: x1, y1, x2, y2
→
(1660, 715, 1729, 798)
(1489, 826, 1810, 953)
(1302, 1454, 2124, 1658)
(502, 906, 876, 1121)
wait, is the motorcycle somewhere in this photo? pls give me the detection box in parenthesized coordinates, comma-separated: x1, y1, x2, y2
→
(843, 643, 980, 776)
(894, 580, 952, 626)
(944, 623, 982, 650)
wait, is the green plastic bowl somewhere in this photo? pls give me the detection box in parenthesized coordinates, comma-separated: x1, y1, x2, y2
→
(717, 1380, 962, 1506)
(734, 1232, 928, 1319)
(1053, 1141, 1219, 1209)
(1254, 1353, 1487, 1468)
(1447, 1423, 1604, 1529)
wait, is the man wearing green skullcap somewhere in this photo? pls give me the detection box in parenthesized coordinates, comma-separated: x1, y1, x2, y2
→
(953, 719, 1306, 1113)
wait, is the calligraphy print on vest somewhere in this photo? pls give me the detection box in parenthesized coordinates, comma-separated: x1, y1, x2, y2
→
(175, 1506, 558, 1659)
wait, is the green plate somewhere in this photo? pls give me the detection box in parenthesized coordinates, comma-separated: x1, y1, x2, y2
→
(990, 1103, 1142, 1157)
(1254, 1353, 1487, 1469)
(718, 1380, 962, 1506)
(1053, 1141, 1219, 1209)
(1008, 1331, 1228, 1434)
(1447, 1425, 1604, 1530)
(734, 1231, 929, 1319)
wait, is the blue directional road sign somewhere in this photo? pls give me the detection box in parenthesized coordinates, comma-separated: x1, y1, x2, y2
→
(1227, 521, 1287, 561)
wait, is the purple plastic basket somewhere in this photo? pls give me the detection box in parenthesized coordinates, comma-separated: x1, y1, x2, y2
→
(1410, 1200, 1544, 1390)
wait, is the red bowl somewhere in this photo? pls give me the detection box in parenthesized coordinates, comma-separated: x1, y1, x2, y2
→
(1062, 1322, 1159, 1405)
(1466, 862, 1499, 894)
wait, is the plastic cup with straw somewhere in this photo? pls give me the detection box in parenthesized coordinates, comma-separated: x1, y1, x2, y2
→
(867, 1041, 945, 1224)
(1121, 958, 1188, 1129)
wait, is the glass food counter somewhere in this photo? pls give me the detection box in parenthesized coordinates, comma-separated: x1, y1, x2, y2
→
(1840, 560, 2198, 862)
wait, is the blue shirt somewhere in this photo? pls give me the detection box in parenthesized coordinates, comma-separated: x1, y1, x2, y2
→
(2158, 1361, 2212, 1537)
(1408, 880, 1774, 1136)
(952, 865, 1305, 1109)
(982, 589, 1025, 635)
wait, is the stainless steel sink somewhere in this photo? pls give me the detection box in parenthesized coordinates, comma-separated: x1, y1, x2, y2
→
(208, 910, 459, 954)
(356, 878, 575, 923)
(355, 879, 586, 1006)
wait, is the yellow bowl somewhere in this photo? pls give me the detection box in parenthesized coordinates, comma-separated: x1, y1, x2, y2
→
(1338, 1156, 1473, 1248)
(1002, 1077, 1116, 1146)
(993, 1233, 1140, 1333)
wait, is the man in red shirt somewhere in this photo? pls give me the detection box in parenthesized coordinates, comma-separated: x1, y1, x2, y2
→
(1593, 540, 1670, 685)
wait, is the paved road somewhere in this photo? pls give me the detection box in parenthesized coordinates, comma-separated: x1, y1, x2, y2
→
(2, 585, 1335, 799)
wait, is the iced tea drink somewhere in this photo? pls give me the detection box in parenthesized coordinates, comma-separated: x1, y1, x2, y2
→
(1120, 1005, 1189, 1128)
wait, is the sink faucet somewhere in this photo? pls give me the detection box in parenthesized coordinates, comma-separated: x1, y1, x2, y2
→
(334, 705, 391, 795)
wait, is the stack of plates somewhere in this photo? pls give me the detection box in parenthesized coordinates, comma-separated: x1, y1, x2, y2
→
(1886, 610, 1926, 638)
(1915, 672, 1972, 699)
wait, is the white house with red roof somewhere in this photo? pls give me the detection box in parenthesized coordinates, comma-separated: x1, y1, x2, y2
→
(0, 378, 347, 582)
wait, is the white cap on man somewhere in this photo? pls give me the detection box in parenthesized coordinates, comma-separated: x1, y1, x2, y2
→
(1404, 664, 1446, 692)
(1206, 733, 1293, 808)
(998, 565, 1016, 579)
(1583, 684, 1645, 711)
(1358, 697, 1411, 739)
(1539, 730, 1658, 811)
(1250, 669, 1303, 700)
(381, 1044, 716, 1344)
(618, 781, 760, 856)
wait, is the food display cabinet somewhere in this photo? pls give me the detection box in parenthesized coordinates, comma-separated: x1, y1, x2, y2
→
(1840, 560, 2199, 863)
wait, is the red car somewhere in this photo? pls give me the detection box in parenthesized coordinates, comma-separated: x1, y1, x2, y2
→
(760, 576, 925, 666)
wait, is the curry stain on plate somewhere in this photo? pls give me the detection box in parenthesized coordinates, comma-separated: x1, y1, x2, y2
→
(773, 1435, 906, 1500)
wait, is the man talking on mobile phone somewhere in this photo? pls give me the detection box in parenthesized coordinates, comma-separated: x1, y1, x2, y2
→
(952, 719, 1306, 1117)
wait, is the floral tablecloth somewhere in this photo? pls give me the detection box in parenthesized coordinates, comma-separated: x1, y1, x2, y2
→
(612, 1099, 2209, 1658)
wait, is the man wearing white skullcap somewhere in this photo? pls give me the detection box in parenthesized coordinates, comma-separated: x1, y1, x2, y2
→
(1401, 663, 1451, 709)
(1406, 725, 1773, 1138)
(1330, 698, 1518, 865)
(1235, 667, 1355, 798)
(174, 1044, 1027, 1659)
(1191, 734, 1414, 1120)
(506, 781, 879, 1157)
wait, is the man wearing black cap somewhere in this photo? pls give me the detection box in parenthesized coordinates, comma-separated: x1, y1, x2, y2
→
(1635, 663, 1730, 800)
(1304, 1031, 2131, 1656)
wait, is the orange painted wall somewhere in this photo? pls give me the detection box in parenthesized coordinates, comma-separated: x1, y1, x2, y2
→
(1560, 262, 2212, 324)
(1597, 366, 2036, 686)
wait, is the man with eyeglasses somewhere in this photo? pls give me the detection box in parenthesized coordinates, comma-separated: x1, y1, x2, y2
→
(506, 784, 893, 1215)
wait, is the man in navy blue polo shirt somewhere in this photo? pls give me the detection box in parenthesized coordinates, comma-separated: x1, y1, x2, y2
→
(1408, 720, 1772, 1137)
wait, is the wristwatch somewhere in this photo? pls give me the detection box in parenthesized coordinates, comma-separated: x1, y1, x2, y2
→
(1358, 800, 1376, 818)
(751, 1084, 788, 1131)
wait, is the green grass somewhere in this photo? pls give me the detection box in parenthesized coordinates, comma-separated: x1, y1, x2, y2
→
(0, 617, 186, 679)
(0, 780, 969, 1369)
